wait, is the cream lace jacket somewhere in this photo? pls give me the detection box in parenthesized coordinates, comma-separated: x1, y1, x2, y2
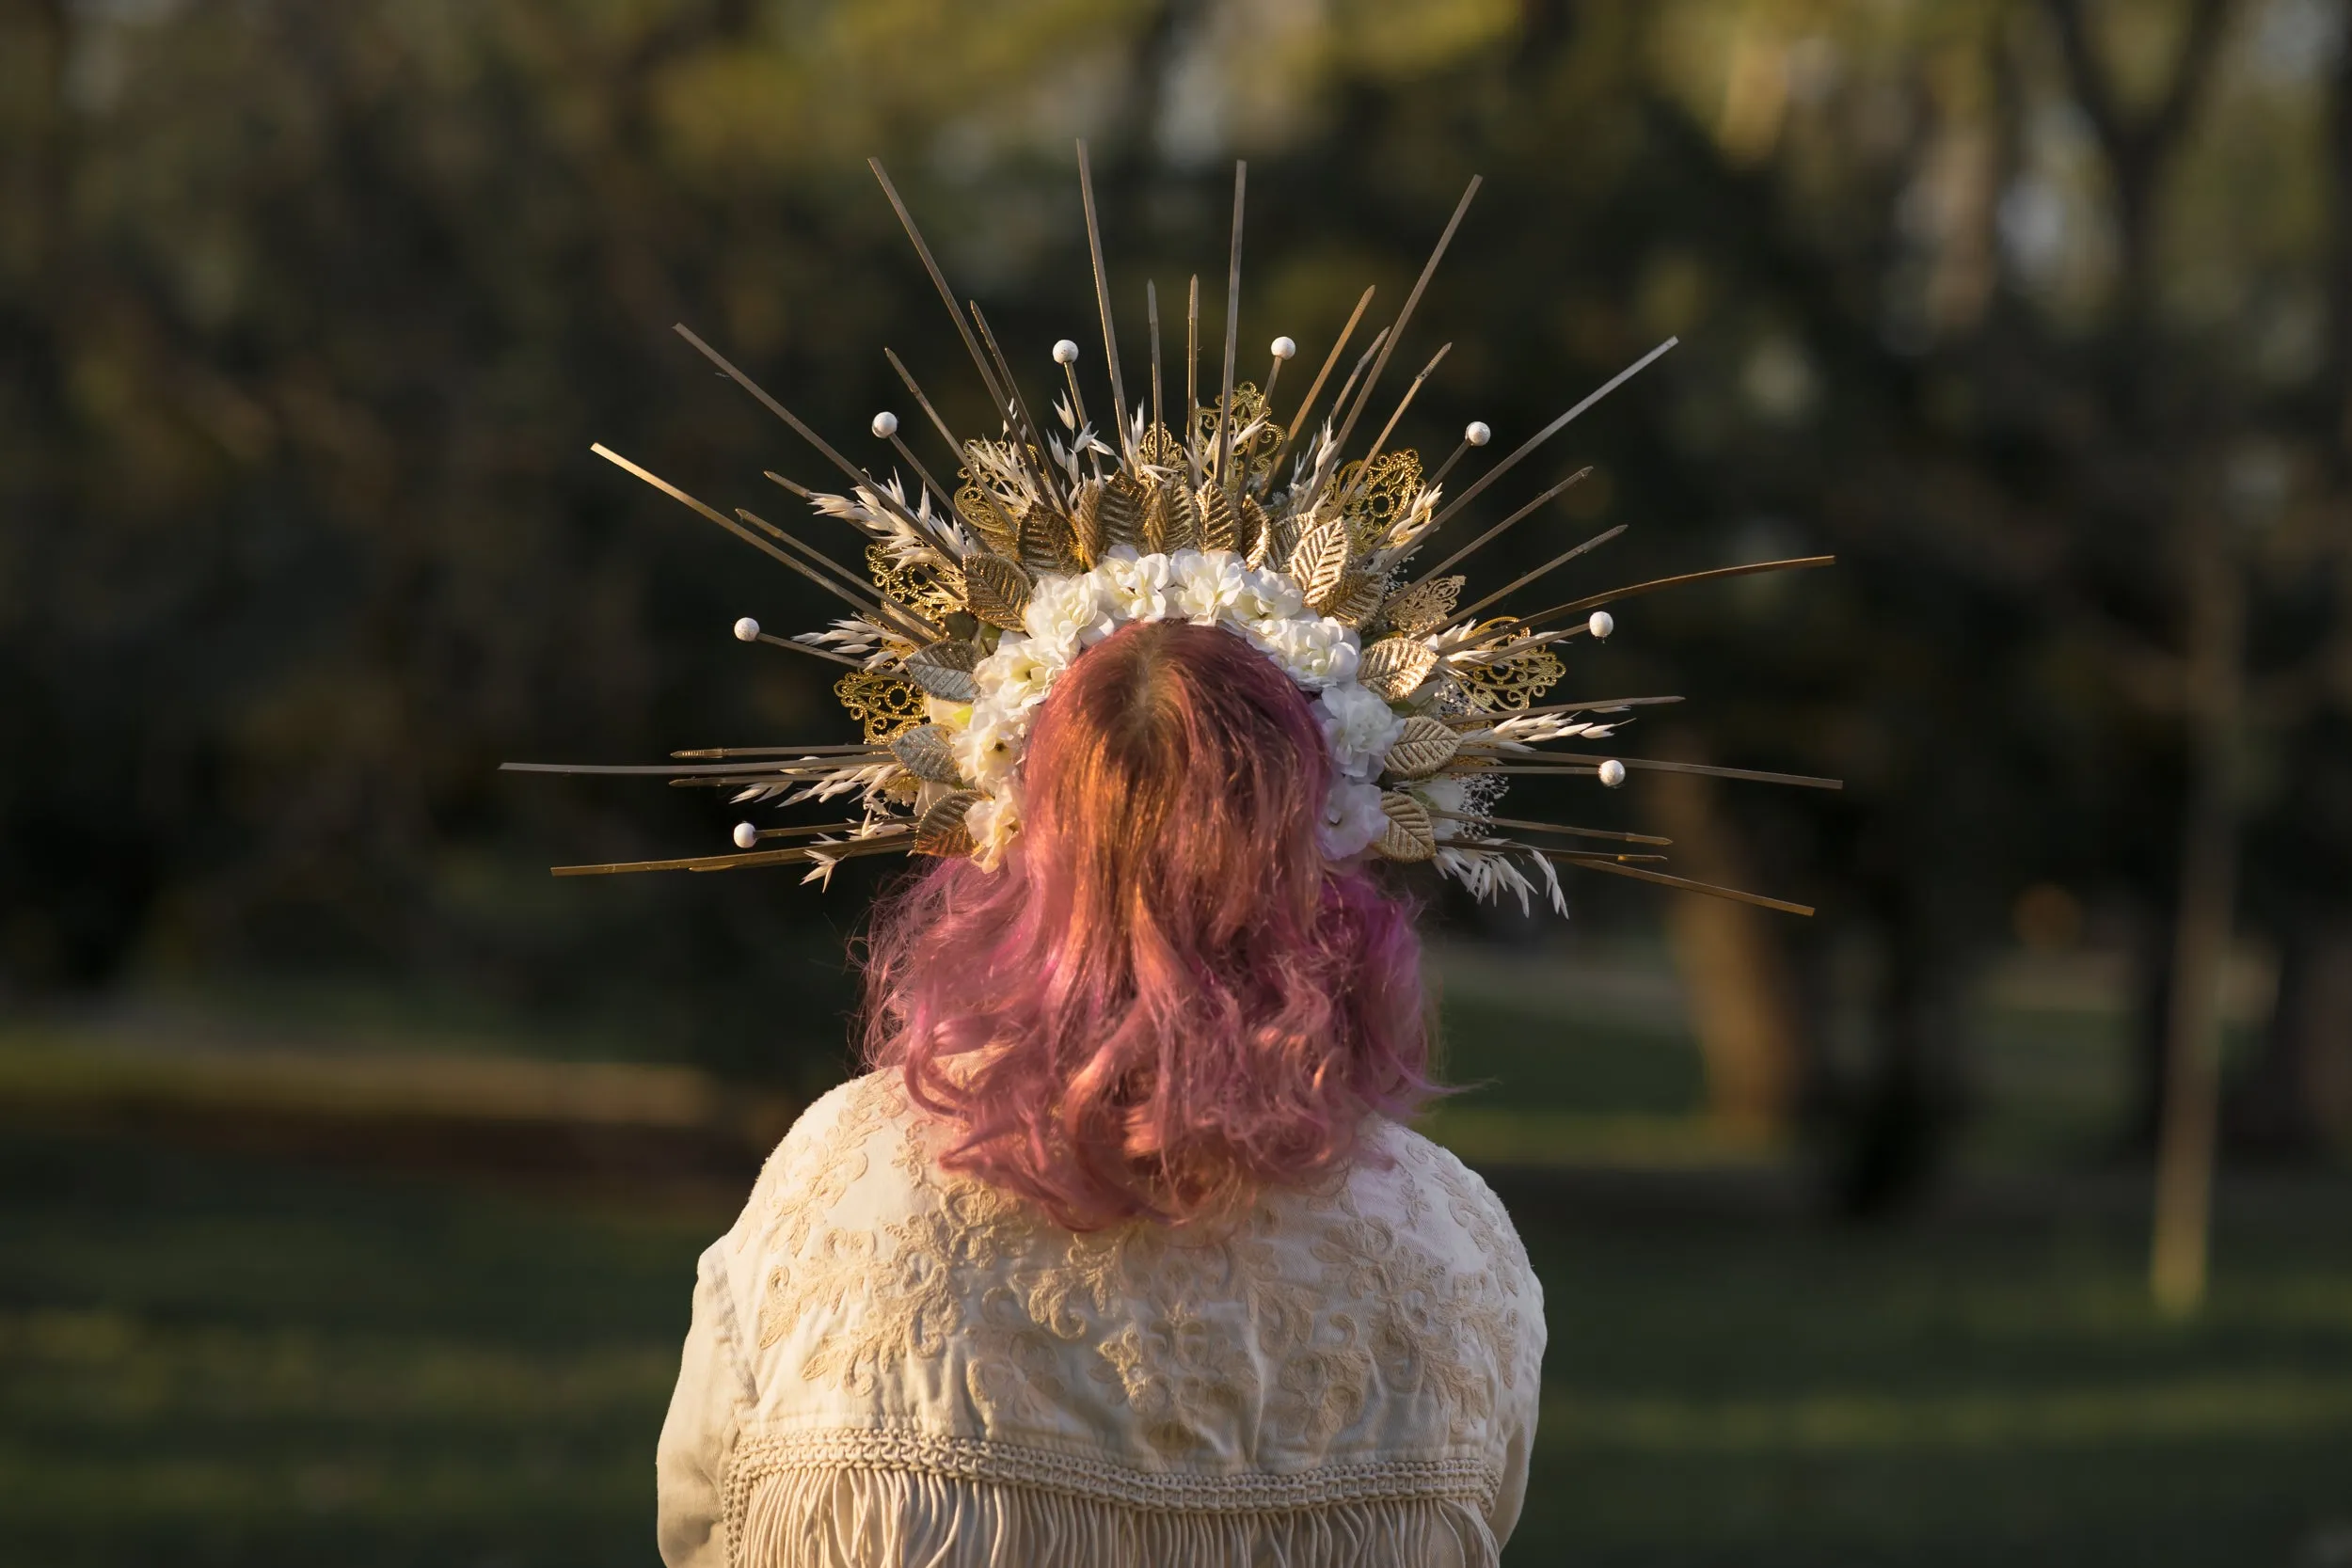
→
(656, 1070, 1545, 1567)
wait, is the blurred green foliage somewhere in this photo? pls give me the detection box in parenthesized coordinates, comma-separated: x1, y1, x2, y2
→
(3, 0, 2349, 1177)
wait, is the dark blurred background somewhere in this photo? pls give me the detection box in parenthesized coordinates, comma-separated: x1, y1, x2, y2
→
(3, 0, 2349, 1563)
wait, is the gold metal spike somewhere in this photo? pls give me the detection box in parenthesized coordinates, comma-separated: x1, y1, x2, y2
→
(1375, 791, 1438, 863)
(900, 640, 982, 702)
(914, 790, 984, 857)
(889, 725, 966, 784)
(1359, 637, 1440, 701)
(1381, 716, 1462, 777)
(961, 554, 1034, 629)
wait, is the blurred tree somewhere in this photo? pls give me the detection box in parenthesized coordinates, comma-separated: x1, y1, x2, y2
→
(1, 0, 2345, 1196)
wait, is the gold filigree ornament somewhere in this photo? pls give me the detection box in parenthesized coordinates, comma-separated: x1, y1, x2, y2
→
(835, 670, 930, 742)
(510, 148, 1841, 920)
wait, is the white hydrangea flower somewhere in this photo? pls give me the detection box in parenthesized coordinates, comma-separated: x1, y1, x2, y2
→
(1248, 614, 1360, 689)
(1231, 566, 1307, 624)
(1023, 573, 1116, 661)
(971, 631, 1060, 715)
(1318, 777, 1389, 859)
(1317, 681, 1406, 780)
(954, 696, 1027, 788)
(1168, 547, 1249, 624)
(965, 786, 1021, 870)
(1090, 551, 1174, 624)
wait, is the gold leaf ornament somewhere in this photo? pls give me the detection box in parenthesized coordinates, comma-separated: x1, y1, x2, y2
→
(913, 789, 984, 857)
(1381, 715, 1461, 778)
(899, 639, 982, 702)
(1325, 571, 1387, 628)
(1151, 481, 1198, 552)
(1194, 483, 1239, 551)
(1098, 472, 1147, 550)
(960, 553, 1034, 630)
(1287, 513, 1351, 610)
(889, 724, 965, 784)
(1375, 790, 1438, 863)
(1358, 637, 1440, 701)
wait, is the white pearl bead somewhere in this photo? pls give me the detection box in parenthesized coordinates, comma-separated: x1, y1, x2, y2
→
(1587, 610, 1614, 640)
(1052, 340, 1081, 364)
(1597, 758, 1628, 788)
(1270, 336, 1296, 360)
(733, 617, 761, 642)
(870, 410, 898, 438)
(1466, 420, 1491, 447)
(732, 822, 759, 849)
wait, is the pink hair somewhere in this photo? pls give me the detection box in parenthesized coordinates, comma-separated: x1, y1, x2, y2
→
(860, 618, 1435, 1229)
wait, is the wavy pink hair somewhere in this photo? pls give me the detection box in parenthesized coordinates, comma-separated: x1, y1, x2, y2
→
(860, 618, 1434, 1229)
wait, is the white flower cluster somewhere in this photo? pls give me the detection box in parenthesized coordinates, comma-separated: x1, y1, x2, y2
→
(929, 547, 1404, 866)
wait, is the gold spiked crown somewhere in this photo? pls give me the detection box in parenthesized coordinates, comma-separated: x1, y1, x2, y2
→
(505, 149, 1840, 917)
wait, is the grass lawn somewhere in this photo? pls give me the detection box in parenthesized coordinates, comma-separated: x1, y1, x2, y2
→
(4, 1123, 2348, 1566)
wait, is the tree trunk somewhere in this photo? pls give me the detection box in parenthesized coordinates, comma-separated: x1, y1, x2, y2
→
(2150, 516, 2244, 1316)
(2227, 916, 2352, 1156)
(1649, 753, 1802, 1141)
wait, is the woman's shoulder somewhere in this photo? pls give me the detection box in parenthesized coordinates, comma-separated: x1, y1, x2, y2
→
(1335, 1118, 1542, 1301)
(729, 1069, 929, 1259)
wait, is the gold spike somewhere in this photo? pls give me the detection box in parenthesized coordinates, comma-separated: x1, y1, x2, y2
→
(1331, 177, 1480, 457)
(1074, 140, 1132, 459)
(1147, 281, 1165, 443)
(1516, 557, 1837, 629)
(883, 347, 964, 457)
(589, 445, 916, 644)
(1279, 285, 1375, 451)
(1404, 470, 1597, 589)
(1452, 522, 1629, 622)
(550, 832, 912, 878)
(1430, 337, 1677, 531)
(1532, 850, 1815, 916)
(1427, 810, 1670, 846)
(1185, 275, 1200, 486)
(867, 159, 1009, 418)
(1215, 161, 1247, 494)
(1343, 342, 1451, 501)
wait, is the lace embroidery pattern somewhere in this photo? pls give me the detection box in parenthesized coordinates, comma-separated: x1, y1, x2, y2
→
(723, 1427, 1497, 1517)
(755, 1074, 1528, 1459)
